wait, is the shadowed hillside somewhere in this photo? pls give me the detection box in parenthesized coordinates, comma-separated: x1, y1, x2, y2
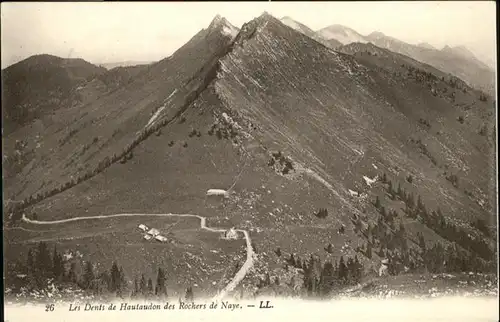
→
(1, 55, 107, 133)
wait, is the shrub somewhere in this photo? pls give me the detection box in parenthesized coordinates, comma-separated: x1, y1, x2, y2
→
(183, 142, 188, 148)
(215, 129, 223, 140)
(479, 124, 488, 136)
(446, 174, 459, 188)
(457, 116, 464, 124)
(419, 118, 431, 128)
(314, 208, 328, 219)
(188, 129, 197, 138)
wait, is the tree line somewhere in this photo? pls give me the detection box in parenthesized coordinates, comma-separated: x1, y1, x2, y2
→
(8, 241, 196, 301)
(282, 252, 363, 297)
(376, 173, 495, 272)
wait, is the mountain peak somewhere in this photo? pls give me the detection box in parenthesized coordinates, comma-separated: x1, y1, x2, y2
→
(317, 24, 366, 44)
(254, 11, 282, 25)
(259, 11, 273, 19)
(208, 14, 226, 29)
(207, 14, 239, 38)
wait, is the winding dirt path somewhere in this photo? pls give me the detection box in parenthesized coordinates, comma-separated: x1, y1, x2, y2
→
(21, 213, 254, 299)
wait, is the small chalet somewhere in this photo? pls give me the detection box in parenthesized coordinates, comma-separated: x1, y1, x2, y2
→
(147, 228, 160, 237)
(155, 235, 168, 242)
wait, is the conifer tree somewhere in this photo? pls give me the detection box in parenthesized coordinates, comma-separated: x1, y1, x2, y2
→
(118, 266, 126, 297)
(52, 245, 64, 280)
(353, 255, 362, 283)
(27, 249, 34, 274)
(380, 206, 387, 218)
(264, 272, 271, 286)
(83, 261, 95, 290)
(185, 286, 194, 301)
(319, 261, 335, 295)
(36, 242, 52, 276)
(147, 278, 154, 296)
(346, 257, 355, 283)
(418, 232, 426, 251)
(155, 268, 167, 297)
(338, 256, 347, 283)
(68, 262, 78, 284)
(109, 262, 120, 293)
(133, 276, 139, 297)
(140, 274, 147, 296)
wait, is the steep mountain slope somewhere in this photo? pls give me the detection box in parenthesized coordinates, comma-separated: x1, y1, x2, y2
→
(314, 23, 495, 95)
(4, 13, 496, 299)
(365, 32, 495, 95)
(3, 15, 239, 207)
(442, 45, 481, 62)
(1, 55, 107, 134)
(280, 17, 342, 49)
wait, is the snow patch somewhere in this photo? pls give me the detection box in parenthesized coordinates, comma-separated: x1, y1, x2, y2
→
(222, 24, 239, 38)
(146, 89, 177, 127)
(363, 175, 378, 186)
(348, 189, 359, 197)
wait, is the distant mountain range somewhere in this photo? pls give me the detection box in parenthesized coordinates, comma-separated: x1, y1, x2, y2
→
(280, 17, 495, 94)
(100, 61, 153, 70)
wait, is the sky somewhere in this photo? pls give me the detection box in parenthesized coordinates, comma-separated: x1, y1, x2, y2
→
(1, 1, 496, 68)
